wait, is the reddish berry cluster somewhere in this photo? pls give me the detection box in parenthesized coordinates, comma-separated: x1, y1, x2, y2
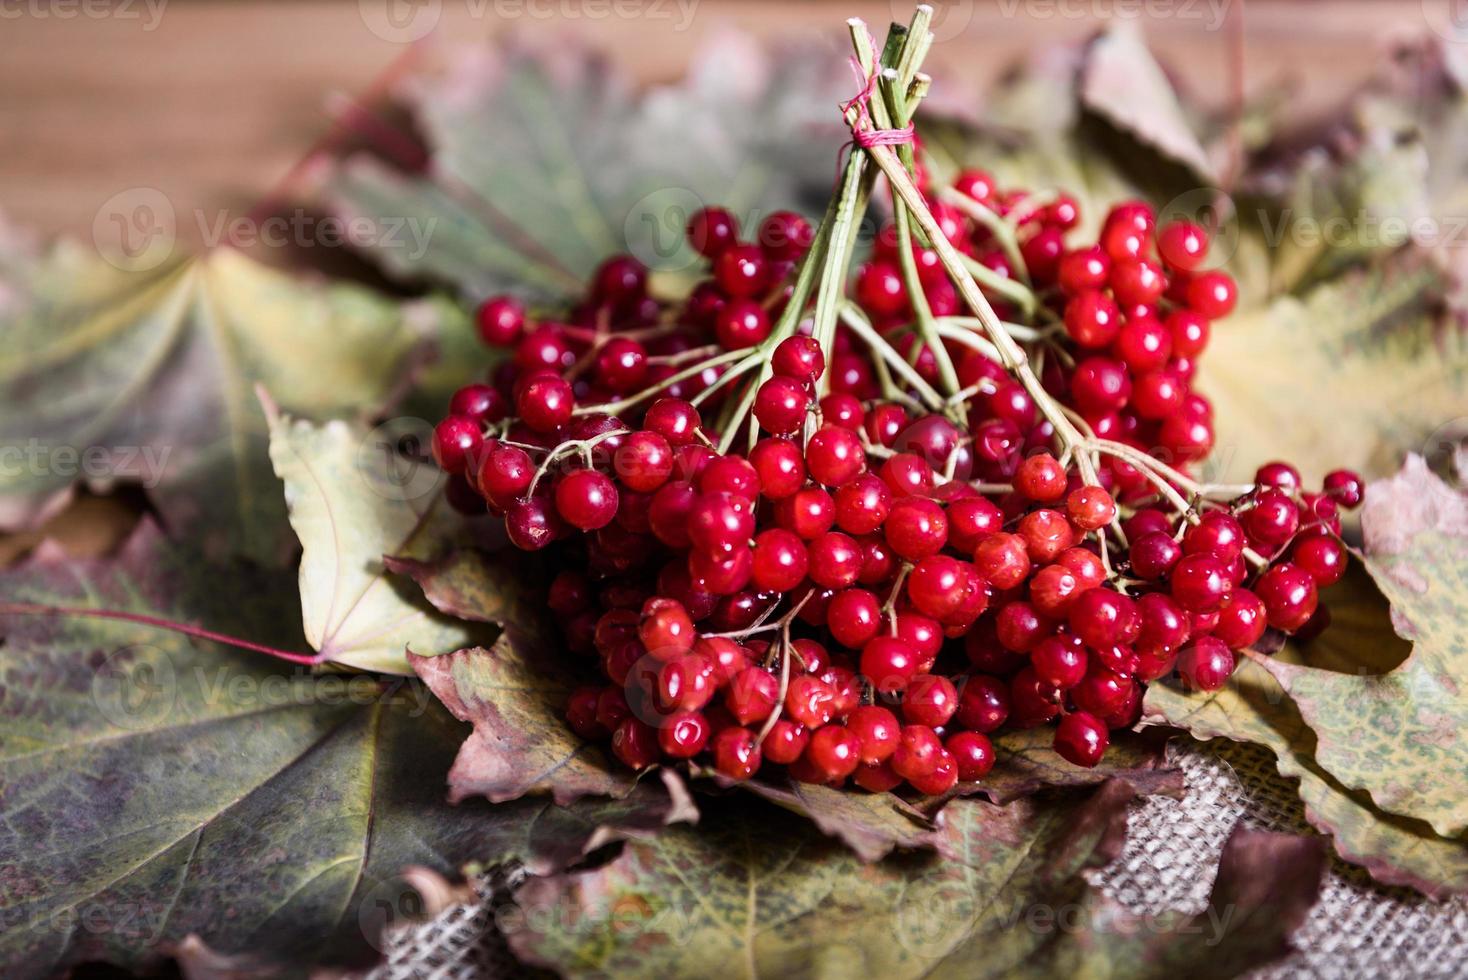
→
(428, 172, 1359, 794)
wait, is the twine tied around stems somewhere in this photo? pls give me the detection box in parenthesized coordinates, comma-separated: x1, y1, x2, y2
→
(845, 58, 910, 147)
(833, 45, 915, 187)
(838, 50, 916, 149)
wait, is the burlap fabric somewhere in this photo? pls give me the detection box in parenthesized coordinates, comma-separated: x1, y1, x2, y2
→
(366, 741, 1468, 979)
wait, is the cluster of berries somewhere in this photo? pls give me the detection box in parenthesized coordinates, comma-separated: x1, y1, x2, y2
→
(427, 167, 1360, 795)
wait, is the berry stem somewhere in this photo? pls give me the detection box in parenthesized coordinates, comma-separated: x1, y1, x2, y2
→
(751, 589, 813, 744)
(0, 603, 326, 666)
(577, 347, 747, 416)
(647, 344, 721, 366)
(843, 82, 1105, 487)
(812, 140, 875, 398)
(838, 303, 946, 410)
(882, 562, 913, 631)
(937, 187, 1036, 288)
(937, 315, 1045, 344)
(928, 320, 1006, 367)
(527, 426, 630, 497)
(867, 10, 960, 398)
(956, 252, 1038, 315)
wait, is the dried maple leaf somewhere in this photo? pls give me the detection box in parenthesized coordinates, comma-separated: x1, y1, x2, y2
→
(718, 778, 951, 863)
(396, 549, 637, 805)
(718, 728, 1184, 863)
(1198, 253, 1466, 484)
(0, 522, 697, 975)
(974, 726, 1184, 805)
(319, 32, 848, 302)
(1256, 456, 1468, 838)
(1143, 460, 1468, 896)
(506, 781, 1324, 979)
(1240, 36, 1468, 314)
(0, 246, 438, 564)
(263, 396, 495, 673)
(1079, 23, 1217, 184)
(1145, 660, 1468, 898)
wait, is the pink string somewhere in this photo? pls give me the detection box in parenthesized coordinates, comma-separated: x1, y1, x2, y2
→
(839, 53, 915, 149)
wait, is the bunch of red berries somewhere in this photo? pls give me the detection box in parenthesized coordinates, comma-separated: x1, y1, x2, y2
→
(428, 168, 1361, 795)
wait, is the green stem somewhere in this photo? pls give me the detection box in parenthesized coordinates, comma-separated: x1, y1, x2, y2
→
(939, 186, 1031, 286)
(579, 347, 747, 416)
(839, 304, 946, 411)
(854, 136, 1100, 486)
(869, 9, 960, 398)
(811, 150, 872, 398)
(958, 253, 1038, 316)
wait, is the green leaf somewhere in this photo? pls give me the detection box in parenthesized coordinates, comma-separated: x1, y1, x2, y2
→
(264, 397, 492, 674)
(320, 34, 849, 302)
(505, 782, 1324, 979)
(1254, 456, 1468, 839)
(0, 523, 688, 975)
(0, 246, 434, 564)
(1199, 253, 1468, 484)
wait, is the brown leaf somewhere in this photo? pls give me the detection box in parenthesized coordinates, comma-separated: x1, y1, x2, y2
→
(395, 548, 637, 805)
(726, 777, 949, 862)
(975, 727, 1185, 805)
(412, 643, 636, 806)
(1085, 827, 1326, 980)
(1079, 23, 1216, 183)
(385, 549, 541, 628)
